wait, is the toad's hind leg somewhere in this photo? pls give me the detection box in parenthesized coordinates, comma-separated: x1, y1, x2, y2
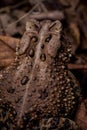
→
(0, 100, 17, 130)
(39, 117, 80, 130)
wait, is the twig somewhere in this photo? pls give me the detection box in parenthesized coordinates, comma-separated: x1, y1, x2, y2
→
(28, 11, 64, 20)
(40, 3, 48, 12)
(68, 63, 87, 70)
(6, 4, 39, 28)
(0, 1, 28, 13)
(28, 0, 46, 5)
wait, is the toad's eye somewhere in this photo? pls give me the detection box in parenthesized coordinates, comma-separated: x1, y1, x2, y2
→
(45, 34, 52, 42)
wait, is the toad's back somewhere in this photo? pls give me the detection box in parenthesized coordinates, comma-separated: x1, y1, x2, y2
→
(0, 20, 80, 129)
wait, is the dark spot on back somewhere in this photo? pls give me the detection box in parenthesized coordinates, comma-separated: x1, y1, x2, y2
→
(21, 76, 29, 85)
(40, 54, 46, 61)
(29, 49, 35, 58)
(7, 87, 15, 94)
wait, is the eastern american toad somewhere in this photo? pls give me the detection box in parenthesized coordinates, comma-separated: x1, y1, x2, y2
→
(0, 20, 80, 130)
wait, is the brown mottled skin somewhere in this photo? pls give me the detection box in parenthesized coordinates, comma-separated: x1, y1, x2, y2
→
(0, 20, 80, 130)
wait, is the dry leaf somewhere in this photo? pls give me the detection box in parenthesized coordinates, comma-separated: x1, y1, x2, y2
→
(69, 23, 80, 54)
(76, 100, 87, 130)
(0, 35, 20, 68)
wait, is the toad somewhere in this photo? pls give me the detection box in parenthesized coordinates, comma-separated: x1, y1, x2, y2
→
(0, 20, 80, 130)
